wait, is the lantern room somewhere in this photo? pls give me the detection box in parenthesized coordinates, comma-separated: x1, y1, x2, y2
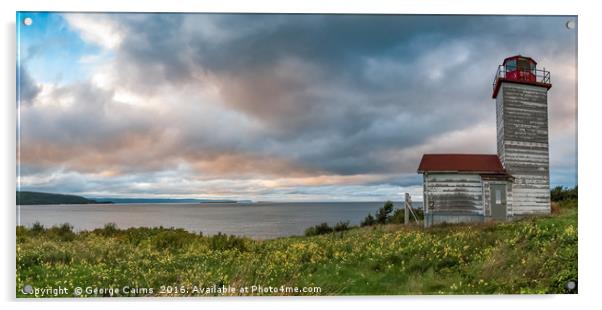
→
(492, 55, 551, 98)
(504, 55, 537, 82)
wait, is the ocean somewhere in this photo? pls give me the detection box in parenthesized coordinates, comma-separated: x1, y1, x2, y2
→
(17, 201, 422, 239)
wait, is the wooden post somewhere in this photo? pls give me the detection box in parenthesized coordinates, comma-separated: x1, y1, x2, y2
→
(404, 193, 410, 225)
(404, 193, 420, 225)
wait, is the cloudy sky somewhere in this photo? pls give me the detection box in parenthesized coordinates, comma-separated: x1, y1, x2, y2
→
(16, 13, 577, 201)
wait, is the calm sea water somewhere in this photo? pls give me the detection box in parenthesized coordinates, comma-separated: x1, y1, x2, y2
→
(17, 201, 422, 239)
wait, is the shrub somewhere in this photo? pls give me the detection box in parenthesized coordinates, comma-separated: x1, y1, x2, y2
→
(208, 232, 249, 251)
(123, 227, 154, 245)
(413, 208, 424, 220)
(304, 221, 351, 236)
(362, 201, 399, 226)
(333, 221, 350, 232)
(389, 209, 405, 224)
(48, 223, 75, 241)
(30, 222, 45, 234)
(551, 186, 577, 202)
(376, 201, 394, 224)
(56, 223, 73, 234)
(152, 229, 192, 251)
(361, 214, 375, 227)
(95, 223, 119, 237)
(305, 222, 334, 236)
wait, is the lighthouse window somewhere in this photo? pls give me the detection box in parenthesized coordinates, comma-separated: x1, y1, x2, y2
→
(505, 59, 517, 71)
(517, 58, 530, 71)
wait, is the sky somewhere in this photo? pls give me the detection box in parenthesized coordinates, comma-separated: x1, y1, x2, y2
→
(16, 13, 578, 201)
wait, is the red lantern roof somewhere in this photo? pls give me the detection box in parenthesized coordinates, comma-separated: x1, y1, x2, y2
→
(503, 55, 537, 65)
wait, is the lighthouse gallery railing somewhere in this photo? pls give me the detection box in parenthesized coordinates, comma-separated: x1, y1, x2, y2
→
(492, 65, 551, 93)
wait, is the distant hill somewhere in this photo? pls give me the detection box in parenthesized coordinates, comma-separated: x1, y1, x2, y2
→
(17, 191, 239, 205)
(16, 191, 99, 205)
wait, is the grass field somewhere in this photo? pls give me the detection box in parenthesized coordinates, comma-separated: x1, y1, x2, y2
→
(16, 200, 577, 297)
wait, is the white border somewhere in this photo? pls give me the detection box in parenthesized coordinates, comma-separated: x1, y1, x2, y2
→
(2, 1, 600, 309)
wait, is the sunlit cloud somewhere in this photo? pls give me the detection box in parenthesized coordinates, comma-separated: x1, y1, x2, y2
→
(63, 13, 124, 49)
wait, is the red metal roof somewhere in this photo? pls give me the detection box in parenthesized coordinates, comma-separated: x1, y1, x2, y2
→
(503, 54, 537, 65)
(417, 154, 506, 174)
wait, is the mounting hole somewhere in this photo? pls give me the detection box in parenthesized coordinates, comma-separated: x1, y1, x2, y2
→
(566, 20, 576, 30)
(23, 17, 32, 26)
(23, 284, 33, 294)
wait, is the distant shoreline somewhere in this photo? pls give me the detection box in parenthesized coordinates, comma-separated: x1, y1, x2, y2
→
(17, 191, 410, 205)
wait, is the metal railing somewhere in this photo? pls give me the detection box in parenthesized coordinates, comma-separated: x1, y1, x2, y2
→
(492, 65, 551, 92)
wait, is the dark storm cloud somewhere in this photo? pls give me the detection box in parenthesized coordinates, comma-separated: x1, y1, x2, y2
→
(104, 14, 508, 174)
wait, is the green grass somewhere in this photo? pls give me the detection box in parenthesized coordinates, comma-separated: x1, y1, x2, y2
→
(16, 200, 577, 297)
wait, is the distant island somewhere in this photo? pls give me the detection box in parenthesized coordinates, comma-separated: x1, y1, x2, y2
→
(16, 191, 103, 205)
(16, 191, 239, 205)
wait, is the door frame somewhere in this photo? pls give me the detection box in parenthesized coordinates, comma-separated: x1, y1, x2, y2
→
(490, 183, 508, 220)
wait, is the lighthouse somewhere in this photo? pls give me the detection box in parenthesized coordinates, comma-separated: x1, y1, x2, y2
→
(492, 55, 552, 216)
(417, 55, 552, 227)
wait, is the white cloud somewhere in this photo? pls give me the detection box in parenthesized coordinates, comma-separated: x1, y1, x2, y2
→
(63, 13, 124, 49)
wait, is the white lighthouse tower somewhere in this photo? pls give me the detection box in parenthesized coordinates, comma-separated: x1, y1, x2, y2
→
(492, 55, 552, 216)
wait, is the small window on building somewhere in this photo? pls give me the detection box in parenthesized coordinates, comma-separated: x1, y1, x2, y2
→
(495, 189, 502, 204)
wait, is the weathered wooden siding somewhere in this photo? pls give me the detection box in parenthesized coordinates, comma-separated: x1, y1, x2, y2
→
(496, 83, 551, 215)
(424, 173, 484, 215)
(425, 214, 484, 226)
